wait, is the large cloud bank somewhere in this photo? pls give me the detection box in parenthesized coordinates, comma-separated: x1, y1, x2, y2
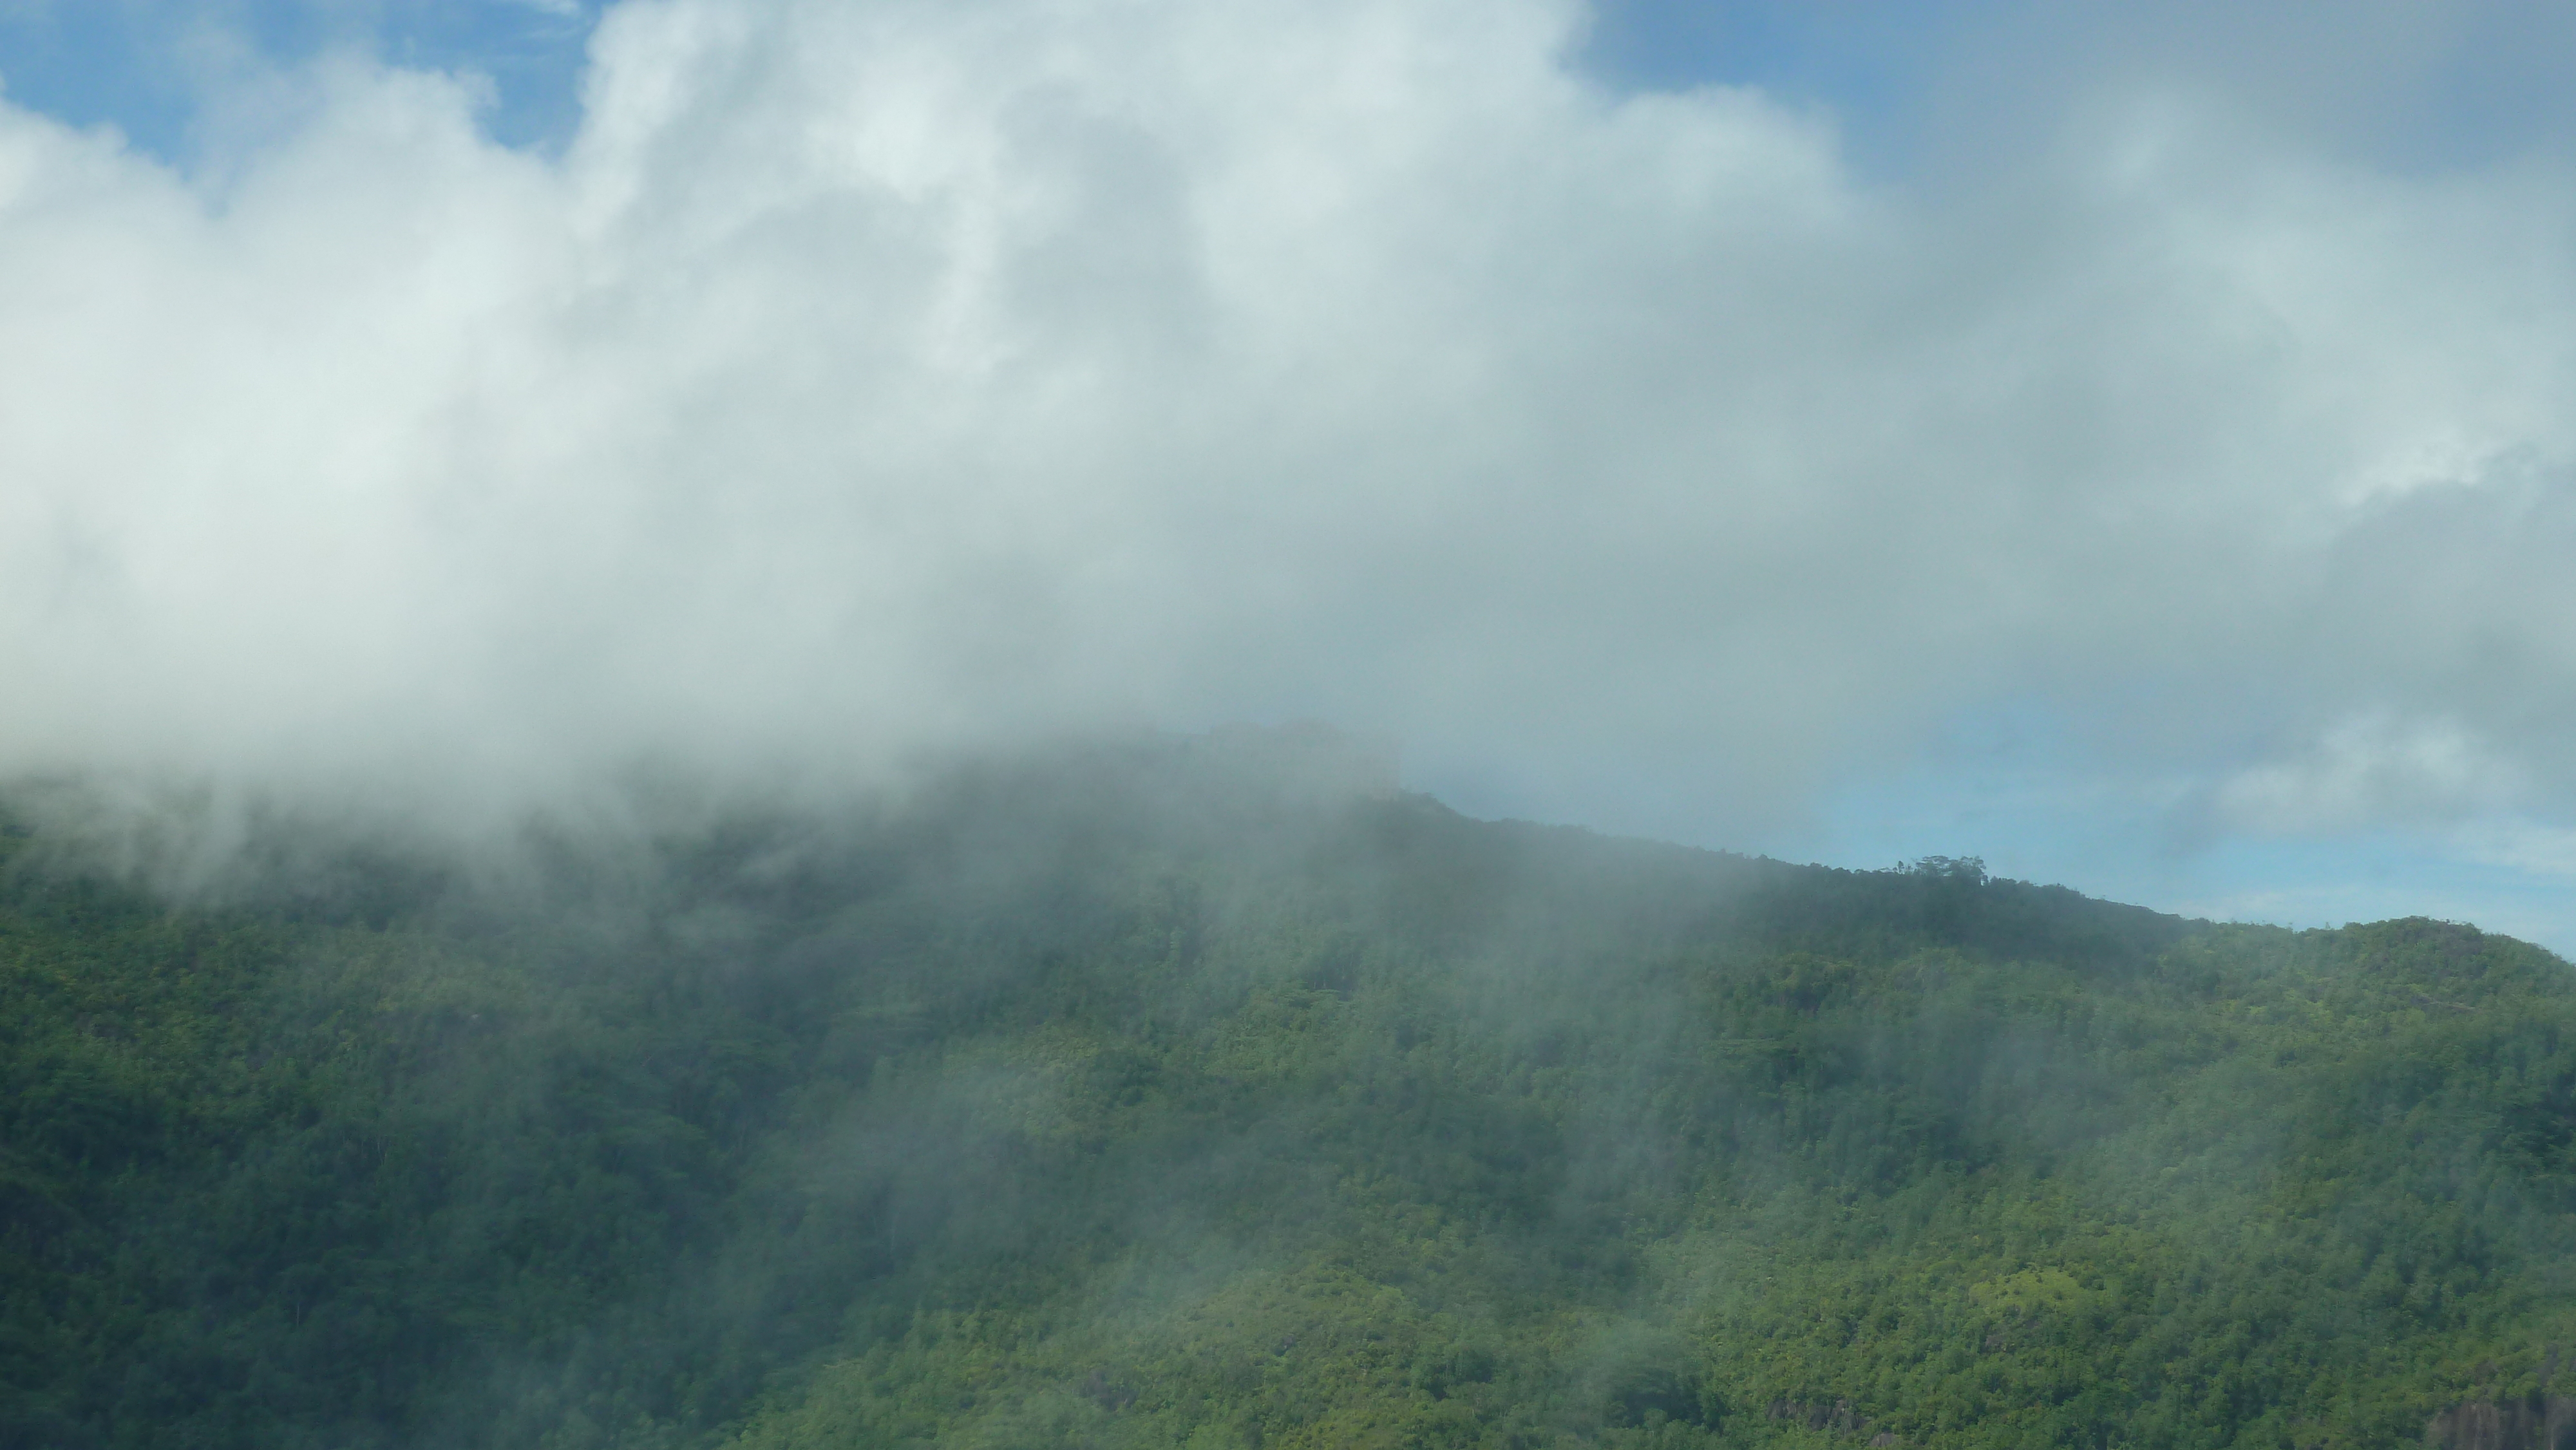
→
(3, 0, 2574, 845)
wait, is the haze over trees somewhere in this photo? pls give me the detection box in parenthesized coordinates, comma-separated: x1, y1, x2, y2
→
(7, 5, 2576, 1445)
(4, 730, 2573, 1448)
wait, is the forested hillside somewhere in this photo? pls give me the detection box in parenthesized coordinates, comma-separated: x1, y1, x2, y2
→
(5, 734, 2574, 1448)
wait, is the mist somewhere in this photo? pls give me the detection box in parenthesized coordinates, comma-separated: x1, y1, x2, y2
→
(19, 723, 2563, 1446)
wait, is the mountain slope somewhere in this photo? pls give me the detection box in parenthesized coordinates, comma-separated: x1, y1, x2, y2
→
(3, 739, 2571, 1448)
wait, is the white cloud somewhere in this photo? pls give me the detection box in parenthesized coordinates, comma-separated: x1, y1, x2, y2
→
(2456, 820, 2576, 882)
(3, 0, 2575, 847)
(2210, 714, 2526, 837)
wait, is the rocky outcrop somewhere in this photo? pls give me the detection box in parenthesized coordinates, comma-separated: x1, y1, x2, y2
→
(1078, 1368, 1135, 1412)
(1766, 1397, 1900, 1445)
(2425, 1395, 2576, 1450)
(1768, 1397, 1859, 1433)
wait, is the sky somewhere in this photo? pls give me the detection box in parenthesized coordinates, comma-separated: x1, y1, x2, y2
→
(3, 0, 2575, 949)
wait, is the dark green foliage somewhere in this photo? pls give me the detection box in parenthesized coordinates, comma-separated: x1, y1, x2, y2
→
(3, 742, 2573, 1448)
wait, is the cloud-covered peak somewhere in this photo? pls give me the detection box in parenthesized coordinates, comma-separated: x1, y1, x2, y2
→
(3, 0, 2573, 880)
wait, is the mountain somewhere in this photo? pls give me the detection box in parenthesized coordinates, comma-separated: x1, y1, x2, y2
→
(4, 731, 2573, 1449)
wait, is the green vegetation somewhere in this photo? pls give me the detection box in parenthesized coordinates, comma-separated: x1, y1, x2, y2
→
(5, 739, 2575, 1447)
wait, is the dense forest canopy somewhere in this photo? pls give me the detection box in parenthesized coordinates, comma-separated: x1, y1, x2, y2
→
(5, 730, 2574, 1448)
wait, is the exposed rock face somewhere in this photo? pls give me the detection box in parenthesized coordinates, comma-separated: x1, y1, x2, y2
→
(1768, 1397, 1898, 1443)
(1768, 1397, 1859, 1433)
(2425, 1395, 2576, 1450)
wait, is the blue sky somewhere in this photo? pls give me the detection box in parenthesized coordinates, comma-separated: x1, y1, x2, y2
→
(15, 1, 2568, 173)
(0, 2, 594, 153)
(3, 1, 2574, 950)
(30, 2, 2566, 170)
